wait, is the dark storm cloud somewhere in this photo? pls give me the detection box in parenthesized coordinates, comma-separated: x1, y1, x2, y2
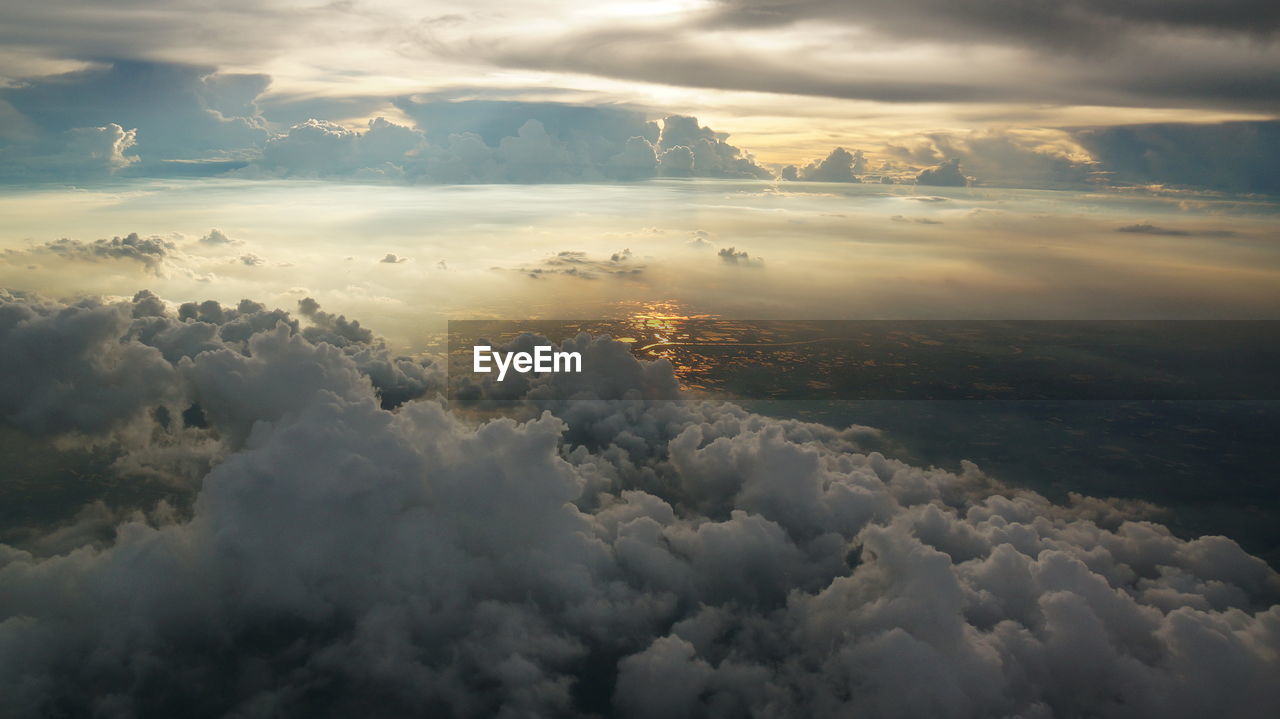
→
(1, 289, 1278, 717)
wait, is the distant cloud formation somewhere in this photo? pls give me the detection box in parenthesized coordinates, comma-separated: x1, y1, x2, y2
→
(782, 147, 866, 183)
(513, 249, 646, 280)
(717, 246, 763, 266)
(6, 232, 175, 272)
(0, 289, 1277, 717)
(1078, 122, 1280, 195)
(916, 159, 969, 187)
(1116, 223, 1239, 238)
(198, 228, 238, 245)
(1, 60, 1276, 193)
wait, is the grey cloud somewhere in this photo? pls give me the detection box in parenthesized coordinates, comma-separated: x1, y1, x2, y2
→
(1076, 121, 1280, 195)
(706, 1, 1280, 46)
(1116, 224, 1239, 238)
(0, 290, 440, 444)
(3, 58, 1276, 193)
(0, 289, 1278, 717)
(916, 159, 969, 187)
(9, 232, 176, 272)
(296, 296, 374, 347)
(886, 129, 1102, 190)
(717, 246, 763, 266)
(0, 290, 178, 436)
(510, 249, 646, 281)
(477, 19, 1280, 115)
(0, 123, 139, 180)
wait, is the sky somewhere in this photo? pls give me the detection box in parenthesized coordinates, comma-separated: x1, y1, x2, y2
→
(0, 0, 1278, 188)
(2, 2, 1280, 717)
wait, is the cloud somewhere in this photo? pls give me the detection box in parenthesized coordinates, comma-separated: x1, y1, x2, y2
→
(782, 147, 866, 183)
(0, 289, 1278, 717)
(706, 0, 1280, 48)
(916, 159, 969, 187)
(1076, 121, 1280, 195)
(717, 246, 763, 266)
(255, 117, 426, 179)
(886, 128, 1101, 189)
(380, 253, 408, 264)
(0, 290, 178, 436)
(510, 249, 646, 280)
(0, 123, 139, 180)
(198, 228, 238, 245)
(7, 232, 176, 272)
(1116, 223, 1238, 238)
(0, 60, 270, 167)
(1, 58, 1276, 193)
(245, 103, 770, 184)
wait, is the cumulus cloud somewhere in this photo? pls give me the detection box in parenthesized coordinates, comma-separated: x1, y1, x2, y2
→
(1, 58, 1276, 193)
(198, 228, 238, 245)
(782, 147, 866, 183)
(255, 117, 426, 179)
(0, 289, 1278, 717)
(6, 232, 176, 273)
(0, 60, 269, 176)
(717, 246, 763, 266)
(916, 158, 969, 187)
(888, 128, 1100, 189)
(0, 123, 140, 180)
(246, 104, 770, 184)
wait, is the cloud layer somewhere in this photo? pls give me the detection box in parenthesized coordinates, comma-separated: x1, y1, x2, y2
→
(2, 59, 1277, 192)
(1, 289, 1278, 717)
